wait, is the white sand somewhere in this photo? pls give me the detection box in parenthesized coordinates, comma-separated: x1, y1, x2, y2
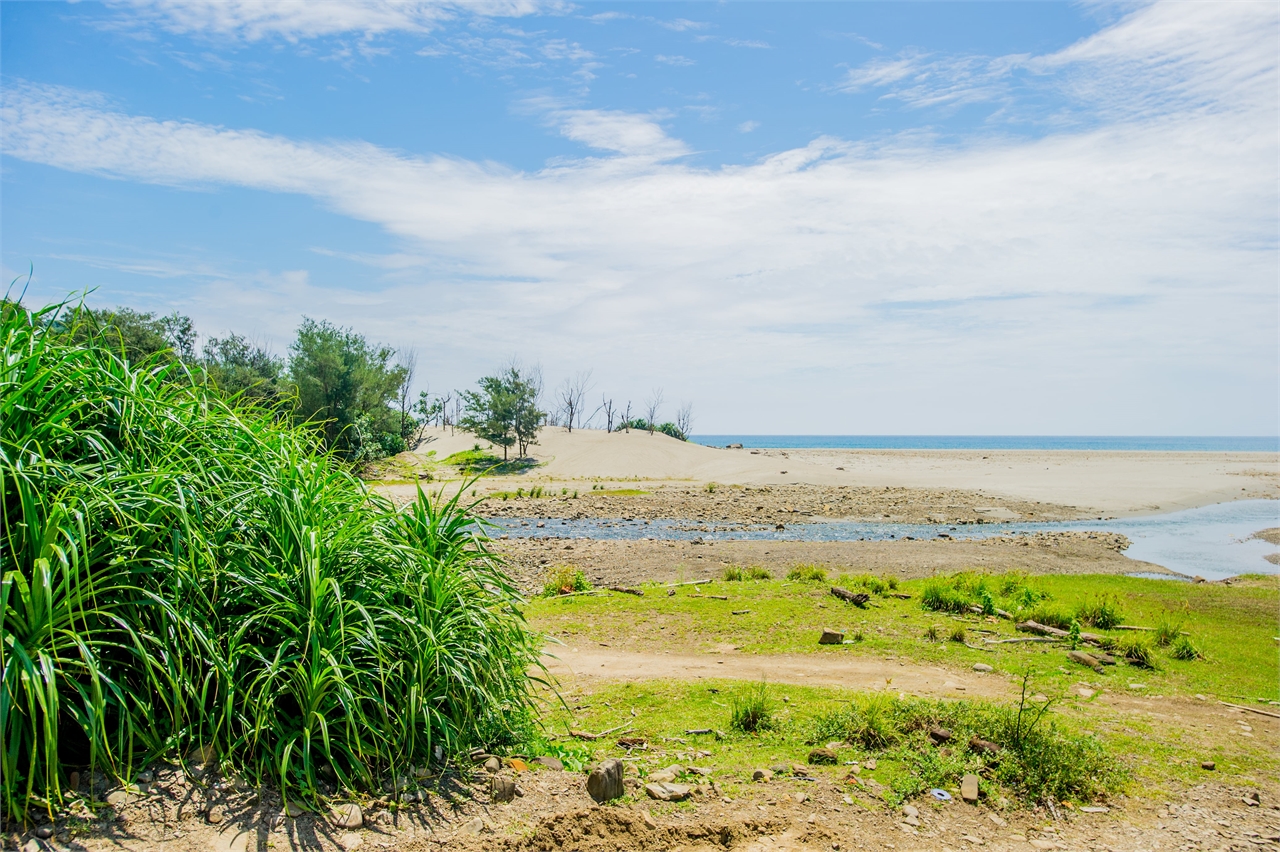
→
(408, 427, 1279, 516)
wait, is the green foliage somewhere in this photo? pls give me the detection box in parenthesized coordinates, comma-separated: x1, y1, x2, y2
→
(786, 565, 827, 582)
(1023, 602, 1073, 630)
(729, 682, 774, 734)
(0, 300, 540, 819)
(655, 422, 686, 440)
(459, 366, 545, 461)
(924, 624, 940, 641)
(949, 625, 968, 644)
(1153, 615, 1184, 647)
(542, 566, 591, 597)
(705, 482, 718, 493)
(1170, 635, 1203, 661)
(1118, 635, 1158, 668)
(920, 580, 971, 614)
(1067, 619, 1082, 649)
(723, 565, 745, 582)
(921, 571, 1051, 618)
(287, 317, 408, 461)
(57, 305, 196, 365)
(724, 565, 771, 582)
(201, 333, 286, 407)
(1075, 594, 1125, 629)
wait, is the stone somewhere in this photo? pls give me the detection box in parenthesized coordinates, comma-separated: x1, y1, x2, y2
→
(1246, 791, 1262, 805)
(331, 803, 363, 829)
(483, 757, 501, 773)
(34, 827, 53, 839)
(988, 813, 1007, 826)
(642, 811, 658, 829)
(1068, 650, 1102, 672)
(819, 629, 845, 645)
(808, 747, 838, 765)
(1200, 761, 1216, 771)
(903, 815, 920, 827)
(770, 763, 790, 774)
(207, 806, 226, 825)
(68, 771, 81, 791)
(1080, 806, 1109, 814)
(1029, 841, 1057, 851)
(793, 792, 807, 804)
(586, 758, 625, 804)
(902, 805, 920, 819)
(22, 841, 42, 852)
(928, 727, 953, 745)
(338, 832, 363, 851)
(490, 776, 517, 804)
(752, 769, 773, 782)
(960, 774, 980, 803)
(531, 756, 564, 771)
(284, 801, 306, 818)
(105, 790, 129, 807)
(972, 663, 993, 673)
(189, 744, 215, 766)
(645, 782, 692, 802)
(457, 817, 484, 835)
(864, 758, 876, 770)
(136, 770, 154, 784)
(1076, 687, 1096, 699)
(969, 735, 1001, 755)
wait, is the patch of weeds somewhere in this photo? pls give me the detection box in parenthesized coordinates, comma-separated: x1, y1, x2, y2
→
(723, 565, 746, 582)
(924, 624, 940, 641)
(1118, 635, 1158, 669)
(1170, 635, 1203, 661)
(949, 625, 967, 644)
(1023, 602, 1073, 630)
(842, 573, 896, 596)
(787, 565, 827, 582)
(920, 580, 971, 614)
(729, 682, 775, 733)
(705, 482, 718, 493)
(542, 565, 591, 597)
(1153, 615, 1184, 647)
(1075, 594, 1124, 629)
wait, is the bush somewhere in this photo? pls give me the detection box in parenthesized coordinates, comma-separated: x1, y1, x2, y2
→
(787, 565, 827, 582)
(1170, 635, 1203, 661)
(723, 565, 745, 582)
(1153, 615, 1184, 647)
(1075, 595, 1124, 629)
(729, 682, 775, 734)
(1118, 635, 1158, 668)
(925, 624, 940, 641)
(543, 565, 591, 597)
(748, 566, 772, 580)
(950, 626, 968, 644)
(920, 580, 971, 614)
(1, 300, 540, 817)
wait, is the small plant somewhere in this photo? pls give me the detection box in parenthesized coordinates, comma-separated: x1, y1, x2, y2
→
(787, 565, 827, 582)
(516, 487, 524, 497)
(978, 587, 996, 616)
(1170, 635, 1203, 661)
(851, 630, 864, 643)
(846, 691, 900, 748)
(885, 575, 899, 591)
(1118, 635, 1157, 669)
(729, 682, 775, 733)
(561, 487, 568, 495)
(920, 580, 970, 614)
(1067, 619, 1082, 650)
(542, 565, 591, 597)
(572, 490, 578, 498)
(949, 625, 967, 644)
(1023, 602, 1073, 630)
(925, 624, 940, 641)
(1075, 594, 1124, 629)
(748, 566, 772, 580)
(723, 566, 745, 582)
(1153, 615, 1184, 647)
(705, 482, 718, 493)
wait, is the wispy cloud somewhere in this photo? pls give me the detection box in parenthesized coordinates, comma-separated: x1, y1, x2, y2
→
(654, 54, 694, 67)
(657, 18, 707, 32)
(737, 120, 759, 133)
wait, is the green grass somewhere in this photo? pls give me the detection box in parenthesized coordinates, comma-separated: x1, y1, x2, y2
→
(729, 682, 775, 733)
(526, 572, 1280, 702)
(786, 565, 827, 582)
(444, 448, 538, 475)
(1, 299, 541, 820)
(542, 565, 592, 597)
(723, 565, 772, 582)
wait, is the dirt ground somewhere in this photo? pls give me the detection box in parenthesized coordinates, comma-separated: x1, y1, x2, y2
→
(496, 532, 1162, 595)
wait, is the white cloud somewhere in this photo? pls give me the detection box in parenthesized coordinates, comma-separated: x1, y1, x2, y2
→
(6, 0, 1278, 431)
(654, 54, 695, 67)
(103, 0, 561, 41)
(737, 120, 759, 133)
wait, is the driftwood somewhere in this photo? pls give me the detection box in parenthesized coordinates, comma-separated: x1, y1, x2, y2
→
(888, 592, 913, 600)
(1116, 625, 1190, 636)
(984, 636, 1057, 645)
(689, 594, 729, 600)
(830, 587, 870, 607)
(1016, 620, 1108, 647)
(665, 579, 712, 588)
(570, 722, 633, 741)
(1221, 701, 1280, 720)
(608, 585, 644, 596)
(684, 728, 714, 735)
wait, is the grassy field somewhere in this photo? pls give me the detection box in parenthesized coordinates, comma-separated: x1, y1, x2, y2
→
(526, 571, 1280, 702)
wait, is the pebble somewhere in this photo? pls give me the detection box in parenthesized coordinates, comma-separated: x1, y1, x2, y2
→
(284, 801, 306, 818)
(752, 769, 773, 782)
(645, 782, 692, 802)
(207, 805, 225, 825)
(972, 663, 993, 673)
(642, 811, 658, 830)
(793, 792, 807, 804)
(484, 756, 501, 773)
(960, 773, 980, 803)
(34, 827, 53, 839)
(457, 817, 485, 835)
(338, 832, 363, 851)
(808, 747, 838, 765)
(105, 790, 129, 807)
(1076, 686, 1096, 699)
(902, 805, 919, 818)
(1201, 760, 1216, 770)
(331, 803, 362, 829)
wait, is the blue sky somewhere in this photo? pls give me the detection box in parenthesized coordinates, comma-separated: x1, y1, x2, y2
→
(2, 1, 1276, 434)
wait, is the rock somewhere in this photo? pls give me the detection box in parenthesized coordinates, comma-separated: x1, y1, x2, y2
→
(808, 747, 838, 765)
(988, 813, 1007, 826)
(338, 832, 363, 851)
(457, 817, 484, 835)
(1246, 790, 1262, 805)
(1200, 760, 1216, 771)
(34, 827, 53, 839)
(1068, 650, 1102, 672)
(752, 768, 773, 782)
(587, 758, 625, 804)
(207, 806, 226, 825)
(819, 628, 845, 644)
(928, 727, 953, 745)
(770, 763, 789, 774)
(642, 810, 658, 829)
(960, 773, 980, 803)
(1094, 652, 1117, 665)
(969, 735, 1001, 754)
(22, 841, 42, 852)
(903, 815, 920, 827)
(105, 790, 129, 807)
(68, 771, 80, 791)
(1076, 687, 1096, 699)
(189, 744, 215, 766)
(972, 663, 993, 673)
(793, 791, 807, 804)
(864, 758, 876, 770)
(531, 756, 564, 771)
(902, 804, 920, 819)
(491, 776, 517, 803)
(1029, 841, 1057, 851)
(284, 801, 306, 818)
(1080, 806, 1109, 813)
(331, 803, 363, 829)
(645, 782, 692, 802)
(136, 770, 154, 784)
(483, 757, 501, 773)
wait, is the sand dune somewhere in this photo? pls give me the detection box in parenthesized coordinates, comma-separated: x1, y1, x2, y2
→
(406, 426, 1278, 516)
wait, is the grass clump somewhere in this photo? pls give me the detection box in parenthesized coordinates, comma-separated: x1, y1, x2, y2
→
(920, 579, 971, 614)
(787, 564, 827, 582)
(949, 625, 968, 644)
(1170, 635, 1203, 661)
(841, 573, 898, 596)
(1153, 615, 1184, 647)
(1118, 635, 1158, 669)
(445, 447, 536, 475)
(729, 682, 775, 734)
(1023, 602, 1073, 630)
(724, 565, 771, 581)
(1, 299, 540, 819)
(543, 565, 591, 596)
(1075, 594, 1124, 629)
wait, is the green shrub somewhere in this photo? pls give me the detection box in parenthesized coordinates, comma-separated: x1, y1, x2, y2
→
(925, 624, 940, 641)
(1153, 615, 1184, 647)
(1118, 635, 1158, 669)
(543, 565, 591, 596)
(723, 565, 745, 582)
(920, 580, 971, 613)
(1170, 635, 1203, 661)
(748, 566, 772, 580)
(1, 299, 540, 817)
(949, 626, 968, 644)
(787, 565, 827, 582)
(1023, 602, 1073, 630)
(1075, 594, 1124, 629)
(729, 682, 775, 734)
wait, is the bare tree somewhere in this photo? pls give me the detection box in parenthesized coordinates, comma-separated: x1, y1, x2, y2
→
(644, 388, 664, 434)
(556, 369, 593, 432)
(395, 348, 418, 441)
(675, 401, 694, 440)
(453, 395, 462, 435)
(621, 401, 632, 432)
(438, 391, 453, 430)
(601, 395, 616, 433)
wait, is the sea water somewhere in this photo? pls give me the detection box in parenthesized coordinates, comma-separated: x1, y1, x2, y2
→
(688, 435, 1279, 452)
(490, 499, 1280, 581)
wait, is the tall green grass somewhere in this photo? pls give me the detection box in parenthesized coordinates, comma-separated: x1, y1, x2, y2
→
(1, 299, 540, 821)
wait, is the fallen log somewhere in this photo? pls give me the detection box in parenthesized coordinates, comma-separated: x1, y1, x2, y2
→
(830, 586, 870, 607)
(665, 579, 712, 588)
(570, 722, 633, 741)
(1016, 620, 1108, 647)
(983, 637, 1058, 644)
(1220, 701, 1280, 720)
(608, 585, 644, 596)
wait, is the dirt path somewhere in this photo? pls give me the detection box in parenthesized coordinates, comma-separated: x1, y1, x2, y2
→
(542, 646, 1011, 699)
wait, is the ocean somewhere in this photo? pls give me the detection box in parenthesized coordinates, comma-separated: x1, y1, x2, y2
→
(688, 435, 1279, 452)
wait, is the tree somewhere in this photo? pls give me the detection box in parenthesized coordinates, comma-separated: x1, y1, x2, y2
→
(601, 395, 616, 433)
(287, 318, 407, 460)
(459, 365, 545, 461)
(676, 401, 694, 441)
(395, 348, 418, 442)
(556, 370, 592, 432)
(202, 333, 285, 406)
(65, 306, 196, 366)
(621, 400, 632, 432)
(644, 388, 664, 434)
